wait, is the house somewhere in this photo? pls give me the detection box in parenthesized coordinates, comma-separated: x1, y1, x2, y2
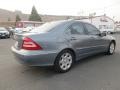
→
(114, 21, 120, 31)
(80, 15, 115, 33)
(16, 21, 44, 28)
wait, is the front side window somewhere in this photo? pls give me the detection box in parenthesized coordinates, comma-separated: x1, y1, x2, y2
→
(70, 23, 85, 35)
(85, 23, 100, 35)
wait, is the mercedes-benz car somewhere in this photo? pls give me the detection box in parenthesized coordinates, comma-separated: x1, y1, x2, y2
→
(11, 20, 116, 73)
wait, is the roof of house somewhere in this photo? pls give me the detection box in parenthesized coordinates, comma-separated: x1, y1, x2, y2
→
(17, 21, 44, 24)
(75, 15, 115, 22)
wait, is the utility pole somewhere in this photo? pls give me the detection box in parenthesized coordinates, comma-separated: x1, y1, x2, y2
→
(89, 12, 96, 24)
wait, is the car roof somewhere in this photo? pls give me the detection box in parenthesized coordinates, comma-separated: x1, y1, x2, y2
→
(51, 19, 89, 25)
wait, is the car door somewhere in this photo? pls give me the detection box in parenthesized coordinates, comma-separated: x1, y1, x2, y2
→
(66, 22, 96, 60)
(84, 23, 108, 53)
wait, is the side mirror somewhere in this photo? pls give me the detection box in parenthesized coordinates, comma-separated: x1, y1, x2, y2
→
(99, 32, 106, 37)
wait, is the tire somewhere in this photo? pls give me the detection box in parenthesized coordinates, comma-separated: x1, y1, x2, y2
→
(54, 50, 75, 73)
(107, 42, 115, 55)
(7, 35, 10, 38)
(5, 36, 7, 39)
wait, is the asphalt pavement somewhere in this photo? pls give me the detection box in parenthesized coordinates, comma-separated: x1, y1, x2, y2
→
(0, 34, 120, 90)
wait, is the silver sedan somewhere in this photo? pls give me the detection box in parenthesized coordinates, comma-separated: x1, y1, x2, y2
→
(11, 20, 116, 73)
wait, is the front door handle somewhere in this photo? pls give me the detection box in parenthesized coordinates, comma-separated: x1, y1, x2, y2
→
(90, 36, 96, 39)
(71, 37, 77, 40)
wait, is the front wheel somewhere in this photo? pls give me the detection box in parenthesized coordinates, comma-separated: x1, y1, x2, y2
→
(107, 42, 115, 55)
(54, 50, 75, 73)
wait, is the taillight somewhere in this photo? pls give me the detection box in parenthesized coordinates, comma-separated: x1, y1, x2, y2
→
(22, 37, 42, 50)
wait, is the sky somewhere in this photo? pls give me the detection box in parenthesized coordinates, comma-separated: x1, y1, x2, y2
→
(0, 0, 120, 20)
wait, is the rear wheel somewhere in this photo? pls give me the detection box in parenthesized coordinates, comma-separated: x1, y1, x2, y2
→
(54, 50, 75, 73)
(107, 42, 115, 55)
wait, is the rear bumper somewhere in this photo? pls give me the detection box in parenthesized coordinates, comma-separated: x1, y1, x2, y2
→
(11, 46, 58, 66)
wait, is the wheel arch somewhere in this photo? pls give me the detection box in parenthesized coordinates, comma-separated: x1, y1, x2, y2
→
(111, 40, 116, 46)
(54, 48, 76, 64)
(62, 48, 76, 59)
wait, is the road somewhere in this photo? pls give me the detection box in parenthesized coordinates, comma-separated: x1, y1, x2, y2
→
(0, 34, 120, 90)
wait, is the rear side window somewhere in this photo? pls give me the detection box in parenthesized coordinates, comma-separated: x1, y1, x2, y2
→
(84, 23, 100, 35)
(69, 23, 85, 35)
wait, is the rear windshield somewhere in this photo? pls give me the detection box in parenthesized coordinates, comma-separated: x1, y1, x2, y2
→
(30, 21, 63, 33)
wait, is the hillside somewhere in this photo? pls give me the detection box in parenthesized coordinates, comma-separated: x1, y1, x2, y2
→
(0, 8, 87, 22)
(0, 9, 29, 21)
